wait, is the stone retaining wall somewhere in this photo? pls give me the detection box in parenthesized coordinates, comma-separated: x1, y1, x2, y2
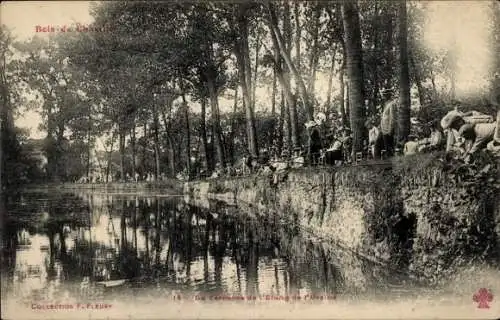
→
(184, 153, 500, 283)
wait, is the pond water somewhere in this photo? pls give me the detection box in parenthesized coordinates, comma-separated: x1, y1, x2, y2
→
(1, 191, 499, 319)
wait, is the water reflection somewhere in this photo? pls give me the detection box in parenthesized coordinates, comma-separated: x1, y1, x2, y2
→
(2, 191, 399, 305)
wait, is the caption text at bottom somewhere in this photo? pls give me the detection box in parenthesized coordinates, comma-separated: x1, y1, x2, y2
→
(30, 295, 336, 310)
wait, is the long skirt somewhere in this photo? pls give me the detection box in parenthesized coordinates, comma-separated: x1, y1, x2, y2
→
(325, 150, 343, 165)
(382, 134, 394, 157)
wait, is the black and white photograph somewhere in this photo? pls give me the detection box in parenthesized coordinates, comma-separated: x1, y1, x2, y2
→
(1, 1, 499, 319)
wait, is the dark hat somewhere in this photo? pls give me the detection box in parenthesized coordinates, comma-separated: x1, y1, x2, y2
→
(365, 119, 376, 127)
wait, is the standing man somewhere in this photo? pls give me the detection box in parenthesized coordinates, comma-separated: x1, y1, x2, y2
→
(340, 127, 352, 163)
(306, 120, 323, 166)
(366, 119, 383, 159)
(380, 89, 398, 157)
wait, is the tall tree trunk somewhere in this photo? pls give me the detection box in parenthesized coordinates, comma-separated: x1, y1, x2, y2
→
(342, 1, 366, 157)
(344, 80, 350, 123)
(86, 116, 92, 180)
(142, 122, 147, 176)
(105, 131, 116, 183)
(270, 60, 277, 147)
(372, 73, 380, 116)
(252, 33, 261, 108)
(382, 3, 395, 95)
(235, 9, 259, 158)
(229, 90, 238, 164)
(161, 103, 176, 176)
(397, 0, 411, 144)
(45, 104, 57, 182)
(268, 3, 314, 121)
(277, 91, 286, 154)
(273, 36, 283, 153)
(284, 1, 298, 143)
(182, 93, 191, 180)
(370, 1, 380, 117)
(294, 0, 301, 72)
(339, 55, 348, 127)
(236, 65, 258, 159)
(325, 46, 337, 111)
(307, 4, 321, 95)
(56, 126, 65, 180)
(57, 227, 66, 256)
(131, 122, 136, 177)
(0, 52, 6, 191)
(268, 17, 299, 148)
(285, 93, 293, 151)
(410, 49, 426, 108)
(119, 130, 125, 181)
(200, 98, 211, 172)
(207, 77, 226, 167)
(275, 66, 297, 149)
(153, 105, 161, 182)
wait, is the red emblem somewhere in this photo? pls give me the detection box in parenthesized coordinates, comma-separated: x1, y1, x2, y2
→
(473, 288, 493, 309)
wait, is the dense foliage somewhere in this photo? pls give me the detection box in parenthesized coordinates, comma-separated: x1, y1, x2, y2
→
(1, 1, 499, 187)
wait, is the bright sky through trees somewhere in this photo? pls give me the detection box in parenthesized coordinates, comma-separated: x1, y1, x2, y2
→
(422, 1, 492, 97)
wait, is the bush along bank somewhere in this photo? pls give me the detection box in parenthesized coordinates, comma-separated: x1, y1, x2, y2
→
(184, 152, 500, 285)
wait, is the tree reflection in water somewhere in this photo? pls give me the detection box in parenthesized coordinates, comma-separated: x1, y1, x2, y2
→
(1, 191, 396, 304)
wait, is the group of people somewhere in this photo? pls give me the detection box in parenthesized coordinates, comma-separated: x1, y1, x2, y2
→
(366, 99, 500, 161)
(76, 171, 169, 184)
(396, 107, 500, 160)
(305, 112, 354, 166)
(440, 108, 500, 158)
(209, 99, 500, 181)
(205, 112, 355, 180)
(80, 99, 500, 184)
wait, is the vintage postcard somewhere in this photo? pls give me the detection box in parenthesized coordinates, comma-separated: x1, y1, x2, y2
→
(1, 1, 499, 319)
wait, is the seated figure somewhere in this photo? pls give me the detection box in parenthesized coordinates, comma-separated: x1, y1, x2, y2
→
(291, 148, 305, 169)
(325, 139, 343, 165)
(418, 122, 445, 153)
(366, 120, 383, 159)
(404, 135, 420, 156)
